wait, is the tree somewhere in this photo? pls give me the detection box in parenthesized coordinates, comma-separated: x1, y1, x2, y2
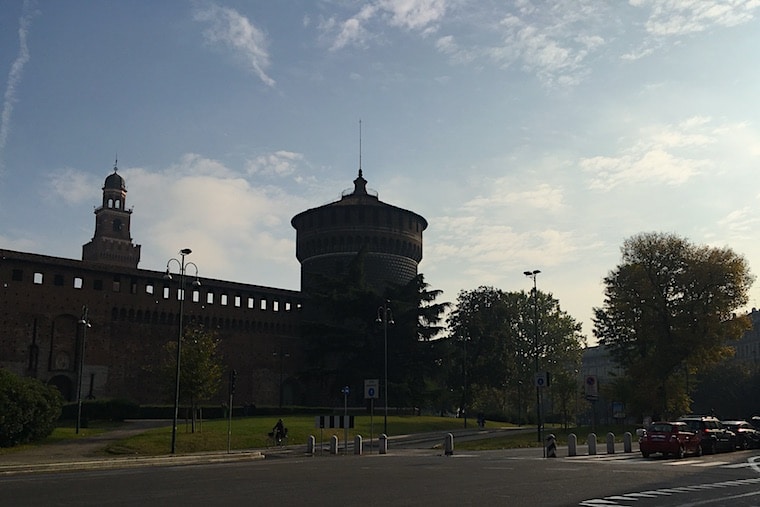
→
(593, 232, 754, 420)
(385, 274, 450, 408)
(164, 323, 224, 431)
(446, 286, 585, 422)
(298, 248, 449, 408)
(0, 369, 63, 447)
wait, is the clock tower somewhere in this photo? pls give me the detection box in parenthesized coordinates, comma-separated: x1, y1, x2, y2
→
(82, 162, 141, 268)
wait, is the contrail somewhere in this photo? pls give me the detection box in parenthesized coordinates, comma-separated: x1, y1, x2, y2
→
(0, 0, 38, 173)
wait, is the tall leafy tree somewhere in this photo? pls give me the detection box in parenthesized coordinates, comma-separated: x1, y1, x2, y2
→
(164, 323, 224, 431)
(385, 274, 450, 408)
(593, 232, 754, 419)
(447, 286, 584, 421)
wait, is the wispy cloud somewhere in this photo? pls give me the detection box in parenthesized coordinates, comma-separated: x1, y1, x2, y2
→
(246, 150, 304, 177)
(0, 0, 38, 173)
(194, 3, 275, 87)
(623, 0, 760, 60)
(320, 0, 447, 51)
(632, 0, 759, 36)
(580, 116, 722, 190)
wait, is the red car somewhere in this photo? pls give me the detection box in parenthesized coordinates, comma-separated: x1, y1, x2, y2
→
(639, 421, 702, 458)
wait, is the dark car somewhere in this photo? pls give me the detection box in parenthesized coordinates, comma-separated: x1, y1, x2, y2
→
(722, 420, 760, 449)
(678, 415, 735, 454)
(639, 421, 702, 458)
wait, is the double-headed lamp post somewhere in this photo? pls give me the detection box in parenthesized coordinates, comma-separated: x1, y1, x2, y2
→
(76, 306, 91, 435)
(523, 269, 541, 443)
(376, 301, 394, 435)
(165, 248, 201, 454)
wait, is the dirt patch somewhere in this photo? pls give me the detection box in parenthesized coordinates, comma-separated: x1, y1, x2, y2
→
(0, 420, 171, 466)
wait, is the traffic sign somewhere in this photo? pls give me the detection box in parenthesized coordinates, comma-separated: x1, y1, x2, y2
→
(535, 371, 547, 388)
(585, 375, 598, 400)
(364, 378, 379, 399)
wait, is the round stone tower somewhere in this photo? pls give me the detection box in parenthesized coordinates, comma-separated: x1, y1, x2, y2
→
(291, 170, 427, 295)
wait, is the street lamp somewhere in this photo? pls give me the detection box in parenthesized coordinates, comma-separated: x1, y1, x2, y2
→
(462, 336, 469, 428)
(524, 269, 541, 443)
(165, 248, 201, 454)
(273, 343, 290, 408)
(376, 301, 394, 435)
(76, 305, 91, 435)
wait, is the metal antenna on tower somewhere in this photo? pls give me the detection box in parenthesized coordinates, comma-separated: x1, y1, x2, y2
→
(358, 119, 362, 176)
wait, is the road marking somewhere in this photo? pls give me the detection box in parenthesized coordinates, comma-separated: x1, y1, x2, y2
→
(579, 477, 760, 506)
(693, 461, 730, 467)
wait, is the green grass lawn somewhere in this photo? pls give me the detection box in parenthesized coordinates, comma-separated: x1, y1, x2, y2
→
(0, 415, 639, 457)
(104, 415, 472, 455)
(106, 417, 639, 456)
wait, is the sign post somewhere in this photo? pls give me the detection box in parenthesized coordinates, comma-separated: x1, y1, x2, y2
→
(365, 379, 379, 452)
(585, 375, 598, 432)
(341, 385, 350, 454)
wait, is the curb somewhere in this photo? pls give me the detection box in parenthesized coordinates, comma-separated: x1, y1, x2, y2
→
(0, 450, 265, 476)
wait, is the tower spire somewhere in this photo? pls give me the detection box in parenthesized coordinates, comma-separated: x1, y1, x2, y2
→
(358, 119, 362, 178)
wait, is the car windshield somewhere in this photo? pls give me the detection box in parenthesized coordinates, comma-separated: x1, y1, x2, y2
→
(650, 423, 674, 432)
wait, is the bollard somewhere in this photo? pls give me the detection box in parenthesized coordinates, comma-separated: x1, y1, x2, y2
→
(307, 435, 316, 456)
(444, 433, 454, 456)
(567, 433, 577, 457)
(588, 433, 597, 455)
(379, 433, 388, 455)
(545, 434, 557, 458)
(354, 435, 363, 455)
(330, 435, 338, 455)
(623, 432, 632, 453)
(606, 432, 615, 454)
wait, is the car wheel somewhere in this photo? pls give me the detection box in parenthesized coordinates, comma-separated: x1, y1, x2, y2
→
(694, 443, 702, 457)
(641, 451, 650, 458)
(705, 440, 715, 454)
(676, 446, 685, 459)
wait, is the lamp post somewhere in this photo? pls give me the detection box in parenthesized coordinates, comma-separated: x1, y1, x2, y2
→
(376, 301, 393, 435)
(165, 248, 201, 454)
(76, 306, 91, 434)
(273, 342, 290, 408)
(523, 269, 541, 443)
(462, 336, 468, 428)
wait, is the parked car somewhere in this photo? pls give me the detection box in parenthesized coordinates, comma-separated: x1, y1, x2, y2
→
(678, 415, 735, 454)
(722, 420, 760, 450)
(639, 421, 702, 458)
(751, 416, 760, 431)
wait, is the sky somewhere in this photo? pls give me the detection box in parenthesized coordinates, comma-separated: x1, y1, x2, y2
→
(2, 0, 760, 344)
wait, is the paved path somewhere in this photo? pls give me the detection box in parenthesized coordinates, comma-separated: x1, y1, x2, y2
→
(0, 420, 175, 466)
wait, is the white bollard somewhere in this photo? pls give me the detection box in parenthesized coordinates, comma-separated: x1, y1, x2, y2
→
(354, 435, 363, 455)
(567, 433, 577, 457)
(545, 434, 557, 458)
(444, 433, 454, 456)
(588, 433, 597, 455)
(379, 433, 388, 455)
(606, 432, 616, 454)
(330, 435, 338, 455)
(623, 432, 632, 453)
(307, 435, 316, 455)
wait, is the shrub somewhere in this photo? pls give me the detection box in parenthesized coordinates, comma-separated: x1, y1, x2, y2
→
(0, 369, 63, 447)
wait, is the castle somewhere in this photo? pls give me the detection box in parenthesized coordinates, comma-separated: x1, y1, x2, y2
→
(0, 164, 426, 407)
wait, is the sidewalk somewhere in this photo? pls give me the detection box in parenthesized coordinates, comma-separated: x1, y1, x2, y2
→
(0, 420, 265, 476)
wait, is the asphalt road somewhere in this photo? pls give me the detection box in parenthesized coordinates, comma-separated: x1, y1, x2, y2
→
(3, 445, 760, 506)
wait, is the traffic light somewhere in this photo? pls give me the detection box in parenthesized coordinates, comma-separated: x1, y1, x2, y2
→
(229, 369, 237, 395)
